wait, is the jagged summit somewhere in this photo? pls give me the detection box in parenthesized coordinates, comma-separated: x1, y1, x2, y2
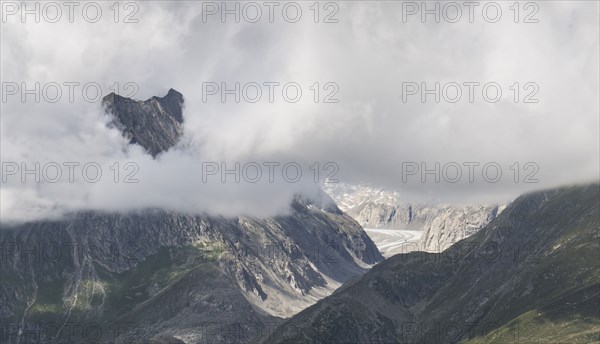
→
(102, 89, 184, 157)
(152, 88, 184, 123)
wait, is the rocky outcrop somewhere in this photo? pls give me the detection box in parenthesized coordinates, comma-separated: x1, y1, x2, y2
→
(416, 204, 504, 251)
(102, 88, 184, 157)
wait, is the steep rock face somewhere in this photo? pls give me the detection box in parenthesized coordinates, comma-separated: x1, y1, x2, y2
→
(1, 199, 380, 343)
(102, 88, 184, 157)
(0, 90, 383, 343)
(259, 183, 600, 344)
(417, 205, 503, 252)
(324, 183, 505, 252)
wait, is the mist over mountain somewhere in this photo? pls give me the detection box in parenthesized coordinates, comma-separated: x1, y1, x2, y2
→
(0, 90, 383, 343)
(2, 2, 598, 223)
(1, 2, 598, 344)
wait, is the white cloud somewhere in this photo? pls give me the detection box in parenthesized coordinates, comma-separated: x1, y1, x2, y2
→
(1, 1, 598, 222)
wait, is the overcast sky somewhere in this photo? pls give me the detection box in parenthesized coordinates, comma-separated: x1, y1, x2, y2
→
(1, 1, 598, 222)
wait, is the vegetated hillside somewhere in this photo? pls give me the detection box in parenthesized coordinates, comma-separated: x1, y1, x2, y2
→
(259, 183, 600, 344)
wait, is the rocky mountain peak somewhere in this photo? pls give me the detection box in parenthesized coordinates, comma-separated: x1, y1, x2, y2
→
(153, 88, 184, 123)
(102, 89, 184, 157)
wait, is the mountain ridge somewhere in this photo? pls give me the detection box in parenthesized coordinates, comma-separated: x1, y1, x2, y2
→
(259, 183, 600, 344)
